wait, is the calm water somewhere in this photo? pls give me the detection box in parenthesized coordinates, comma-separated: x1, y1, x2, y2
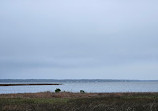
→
(0, 79, 158, 94)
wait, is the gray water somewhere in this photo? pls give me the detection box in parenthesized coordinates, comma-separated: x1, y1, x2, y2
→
(0, 79, 158, 94)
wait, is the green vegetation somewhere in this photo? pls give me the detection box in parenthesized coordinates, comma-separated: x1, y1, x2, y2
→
(1, 92, 158, 111)
(0, 98, 68, 105)
(55, 88, 61, 93)
(80, 90, 85, 93)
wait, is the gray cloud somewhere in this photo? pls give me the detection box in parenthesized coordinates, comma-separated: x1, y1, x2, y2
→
(0, 0, 158, 79)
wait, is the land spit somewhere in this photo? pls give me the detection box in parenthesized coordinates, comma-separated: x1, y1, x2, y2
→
(0, 83, 62, 86)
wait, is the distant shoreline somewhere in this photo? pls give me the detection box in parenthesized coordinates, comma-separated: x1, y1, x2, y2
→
(0, 83, 62, 86)
(1, 79, 158, 83)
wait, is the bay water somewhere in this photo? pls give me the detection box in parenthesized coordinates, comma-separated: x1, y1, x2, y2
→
(0, 79, 158, 94)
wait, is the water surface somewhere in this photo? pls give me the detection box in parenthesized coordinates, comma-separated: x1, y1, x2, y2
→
(0, 79, 158, 94)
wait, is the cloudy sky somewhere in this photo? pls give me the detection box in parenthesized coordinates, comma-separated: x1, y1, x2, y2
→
(0, 0, 158, 79)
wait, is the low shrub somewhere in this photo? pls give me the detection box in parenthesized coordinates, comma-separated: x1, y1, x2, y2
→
(55, 88, 61, 93)
(80, 90, 85, 93)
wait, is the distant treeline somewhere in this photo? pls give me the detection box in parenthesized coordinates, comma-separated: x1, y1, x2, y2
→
(0, 79, 158, 83)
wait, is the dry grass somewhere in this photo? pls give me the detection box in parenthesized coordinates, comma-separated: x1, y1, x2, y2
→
(1, 92, 158, 98)
(0, 91, 100, 98)
(1, 92, 158, 111)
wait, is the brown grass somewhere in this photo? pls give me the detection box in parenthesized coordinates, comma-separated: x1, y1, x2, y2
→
(1, 92, 158, 111)
(1, 92, 158, 99)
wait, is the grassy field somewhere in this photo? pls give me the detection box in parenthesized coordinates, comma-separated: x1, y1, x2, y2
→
(1, 92, 158, 111)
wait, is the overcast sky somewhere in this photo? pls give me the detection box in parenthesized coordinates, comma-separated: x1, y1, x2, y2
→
(0, 0, 158, 79)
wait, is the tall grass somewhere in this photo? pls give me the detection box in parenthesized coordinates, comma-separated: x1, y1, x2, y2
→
(1, 92, 158, 111)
